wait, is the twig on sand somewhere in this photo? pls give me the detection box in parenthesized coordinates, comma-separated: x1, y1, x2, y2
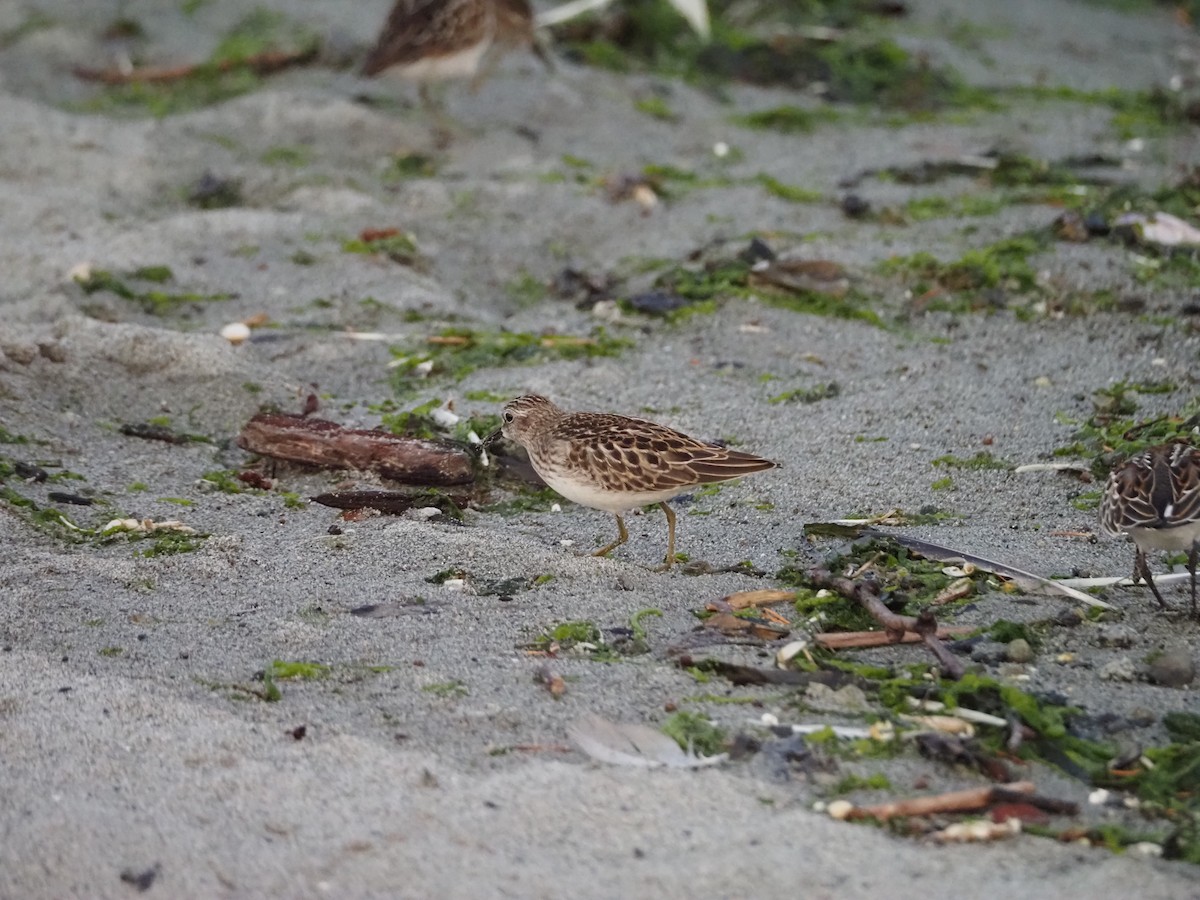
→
(843, 782, 1032, 820)
(814, 626, 973, 650)
(835, 781, 1078, 822)
(74, 47, 316, 85)
(807, 567, 966, 679)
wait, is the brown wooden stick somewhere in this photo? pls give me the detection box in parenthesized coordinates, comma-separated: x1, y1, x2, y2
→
(991, 786, 1079, 815)
(73, 47, 316, 85)
(237, 413, 475, 486)
(846, 782, 1035, 821)
(807, 568, 967, 679)
(815, 626, 973, 650)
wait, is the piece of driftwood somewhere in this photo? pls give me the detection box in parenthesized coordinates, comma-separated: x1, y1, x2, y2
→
(807, 567, 966, 679)
(815, 626, 973, 650)
(73, 47, 316, 85)
(844, 782, 1036, 821)
(237, 413, 475, 486)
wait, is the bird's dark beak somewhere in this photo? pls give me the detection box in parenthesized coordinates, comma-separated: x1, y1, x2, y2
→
(482, 426, 503, 449)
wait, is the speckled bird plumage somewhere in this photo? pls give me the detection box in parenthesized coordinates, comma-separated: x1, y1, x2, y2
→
(497, 394, 776, 568)
(1099, 441, 1200, 616)
(361, 0, 535, 82)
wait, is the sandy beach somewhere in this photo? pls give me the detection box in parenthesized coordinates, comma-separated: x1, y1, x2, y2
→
(2, 0, 1200, 896)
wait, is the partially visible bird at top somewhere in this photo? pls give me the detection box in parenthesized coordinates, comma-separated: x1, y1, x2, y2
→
(360, 0, 545, 141)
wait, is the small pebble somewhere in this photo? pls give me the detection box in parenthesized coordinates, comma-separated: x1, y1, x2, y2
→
(804, 683, 869, 713)
(1147, 645, 1196, 688)
(1006, 638, 1033, 663)
(1097, 624, 1137, 648)
(1129, 707, 1157, 728)
(1053, 608, 1083, 628)
(840, 194, 870, 219)
(970, 641, 1008, 665)
(1099, 657, 1137, 682)
(1083, 211, 1111, 236)
(38, 341, 67, 362)
(220, 322, 250, 345)
(2, 342, 37, 365)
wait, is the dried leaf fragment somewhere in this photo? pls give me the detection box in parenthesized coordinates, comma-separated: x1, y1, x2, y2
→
(702, 611, 789, 641)
(720, 589, 796, 610)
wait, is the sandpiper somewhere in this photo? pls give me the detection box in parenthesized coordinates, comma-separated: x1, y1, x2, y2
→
(494, 394, 777, 569)
(361, 0, 538, 111)
(1099, 440, 1200, 616)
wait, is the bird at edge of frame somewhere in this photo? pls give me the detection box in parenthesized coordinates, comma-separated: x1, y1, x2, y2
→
(487, 394, 778, 571)
(360, 0, 552, 145)
(1099, 440, 1200, 619)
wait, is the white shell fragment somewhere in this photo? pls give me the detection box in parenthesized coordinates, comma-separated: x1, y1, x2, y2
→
(906, 698, 1007, 728)
(940, 564, 976, 577)
(101, 518, 196, 535)
(932, 818, 1021, 843)
(827, 800, 853, 820)
(431, 406, 460, 428)
(755, 721, 882, 741)
(66, 261, 93, 283)
(775, 639, 809, 668)
(632, 183, 658, 212)
(220, 322, 251, 345)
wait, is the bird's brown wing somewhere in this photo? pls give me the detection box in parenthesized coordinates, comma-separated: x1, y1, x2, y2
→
(1100, 458, 1157, 534)
(560, 415, 775, 494)
(361, 0, 492, 76)
(1167, 444, 1200, 524)
(1100, 443, 1200, 532)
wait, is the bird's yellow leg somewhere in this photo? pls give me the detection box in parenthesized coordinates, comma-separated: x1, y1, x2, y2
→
(593, 514, 628, 557)
(655, 502, 677, 571)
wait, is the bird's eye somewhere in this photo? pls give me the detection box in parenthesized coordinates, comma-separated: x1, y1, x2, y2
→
(503, 412, 515, 423)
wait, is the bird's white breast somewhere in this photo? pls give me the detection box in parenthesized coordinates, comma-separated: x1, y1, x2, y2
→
(1129, 519, 1200, 552)
(392, 40, 491, 80)
(536, 468, 692, 513)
